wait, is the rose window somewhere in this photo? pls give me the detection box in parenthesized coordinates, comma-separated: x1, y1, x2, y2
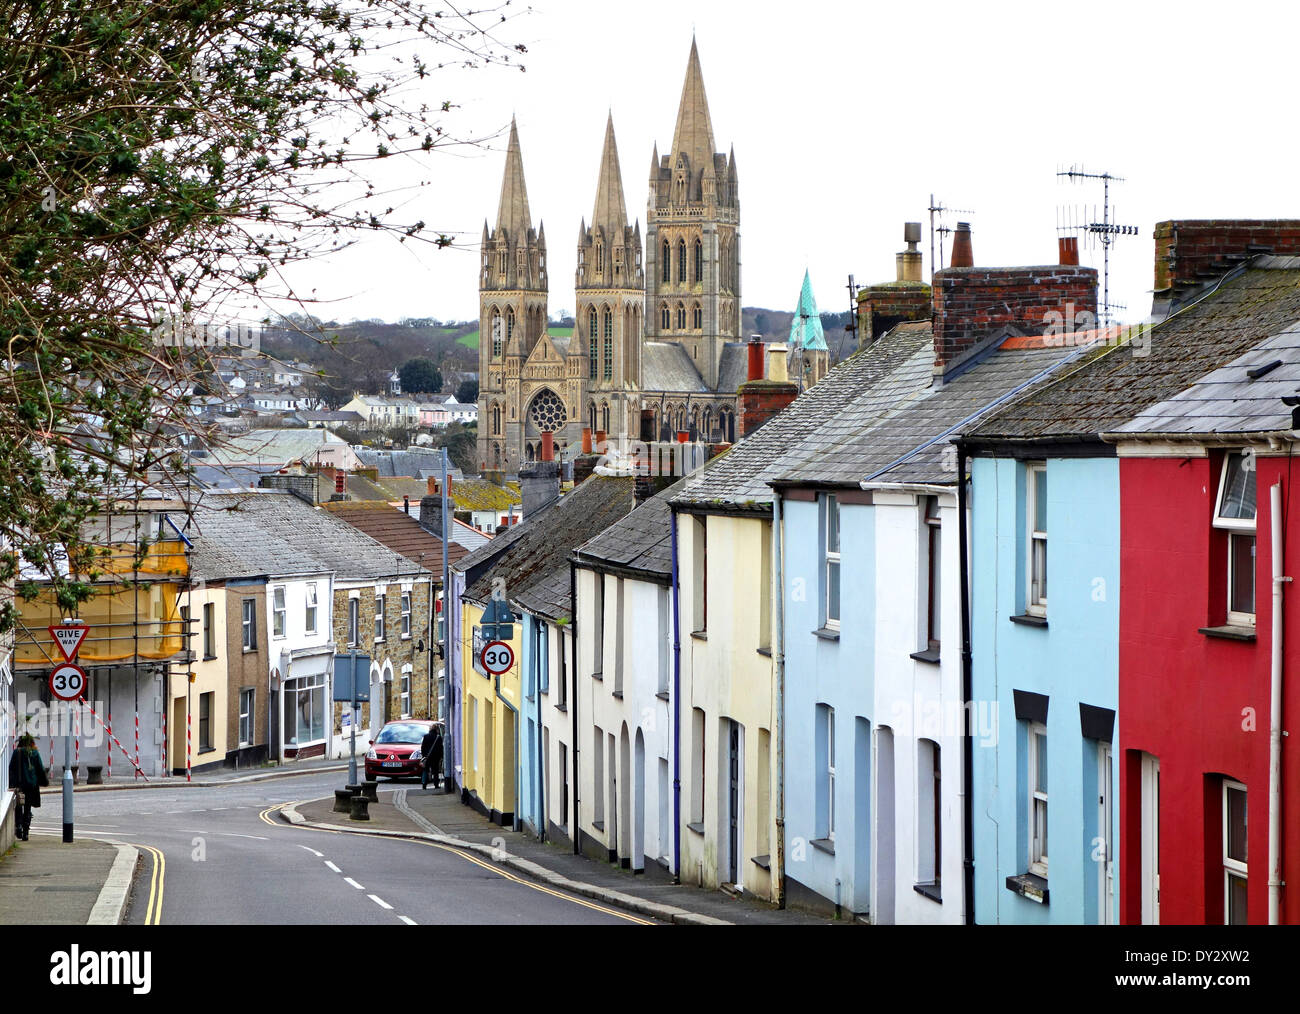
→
(528, 390, 567, 432)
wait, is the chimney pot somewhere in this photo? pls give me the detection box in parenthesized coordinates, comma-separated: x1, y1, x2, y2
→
(541, 430, 554, 462)
(427, 475, 438, 495)
(1059, 235, 1080, 265)
(746, 336, 763, 382)
(950, 222, 974, 268)
(581, 427, 593, 454)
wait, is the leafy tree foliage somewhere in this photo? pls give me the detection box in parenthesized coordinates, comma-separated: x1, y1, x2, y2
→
(0, 1, 524, 630)
(455, 379, 478, 404)
(398, 356, 443, 394)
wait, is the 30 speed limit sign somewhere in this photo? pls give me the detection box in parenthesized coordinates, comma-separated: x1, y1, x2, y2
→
(49, 662, 88, 701)
(480, 640, 515, 676)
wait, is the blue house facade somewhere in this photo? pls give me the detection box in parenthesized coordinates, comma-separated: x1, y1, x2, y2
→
(966, 453, 1120, 924)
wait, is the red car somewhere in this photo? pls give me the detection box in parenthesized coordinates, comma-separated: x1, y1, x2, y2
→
(365, 719, 439, 781)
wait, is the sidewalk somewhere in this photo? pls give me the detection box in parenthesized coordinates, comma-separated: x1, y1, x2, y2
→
(290, 784, 843, 926)
(0, 834, 136, 925)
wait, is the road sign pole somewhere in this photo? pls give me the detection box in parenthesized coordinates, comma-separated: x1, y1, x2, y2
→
(63, 700, 73, 842)
(347, 649, 358, 787)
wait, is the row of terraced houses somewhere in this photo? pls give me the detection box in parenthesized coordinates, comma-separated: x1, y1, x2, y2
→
(443, 218, 1300, 925)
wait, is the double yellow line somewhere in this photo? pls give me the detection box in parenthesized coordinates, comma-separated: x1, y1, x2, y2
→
(134, 842, 166, 925)
(261, 800, 653, 925)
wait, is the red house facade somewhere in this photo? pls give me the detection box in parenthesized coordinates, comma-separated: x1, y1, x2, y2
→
(1114, 241, 1300, 924)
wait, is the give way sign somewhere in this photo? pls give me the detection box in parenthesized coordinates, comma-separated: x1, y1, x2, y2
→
(49, 622, 89, 661)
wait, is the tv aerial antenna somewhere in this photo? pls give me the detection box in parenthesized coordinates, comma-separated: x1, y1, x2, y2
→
(928, 194, 974, 275)
(1056, 165, 1139, 328)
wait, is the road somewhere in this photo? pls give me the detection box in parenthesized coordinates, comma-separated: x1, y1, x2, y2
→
(26, 771, 653, 926)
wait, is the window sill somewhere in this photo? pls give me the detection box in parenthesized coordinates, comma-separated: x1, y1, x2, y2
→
(910, 648, 941, 664)
(592, 820, 604, 832)
(1005, 872, 1049, 905)
(913, 882, 943, 903)
(811, 837, 835, 856)
(1199, 624, 1257, 642)
(242, 647, 258, 654)
(1009, 613, 1048, 628)
(812, 627, 840, 642)
(198, 747, 216, 756)
(757, 646, 772, 657)
(655, 691, 669, 701)
(202, 654, 218, 662)
(686, 822, 705, 836)
(592, 671, 603, 682)
(401, 634, 412, 641)
(553, 703, 567, 713)
(612, 690, 623, 700)
(690, 630, 708, 642)
(752, 854, 771, 871)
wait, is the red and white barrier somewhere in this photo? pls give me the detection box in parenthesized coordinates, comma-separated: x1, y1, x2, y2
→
(82, 701, 148, 781)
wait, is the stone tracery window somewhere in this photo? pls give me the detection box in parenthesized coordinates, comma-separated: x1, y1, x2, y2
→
(528, 389, 567, 433)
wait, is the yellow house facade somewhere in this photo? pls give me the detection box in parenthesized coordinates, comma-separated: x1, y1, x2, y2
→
(459, 594, 521, 825)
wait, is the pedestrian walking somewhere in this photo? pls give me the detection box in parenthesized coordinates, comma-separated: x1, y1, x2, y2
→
(420, 723, 443, 790)
(8, 733, 49, 841)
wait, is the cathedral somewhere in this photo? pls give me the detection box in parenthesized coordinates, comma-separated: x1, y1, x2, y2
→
(477, 40, 750, 473)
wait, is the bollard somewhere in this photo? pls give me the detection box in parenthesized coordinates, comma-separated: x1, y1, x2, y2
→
(334, 789, 355, 813)
(349, 795, 371, 821)
(86, 766, 103, 786)
(361, 780, 378, 803)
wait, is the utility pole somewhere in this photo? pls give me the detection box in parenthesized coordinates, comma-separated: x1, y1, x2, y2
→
(440, 447, 452, 792)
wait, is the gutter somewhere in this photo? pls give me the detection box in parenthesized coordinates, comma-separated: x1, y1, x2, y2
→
(1269, 481, 1289, 924)
(570, 559, 580, 856)
(957, 443, 975, 925)
(670, 506, 682, 882)
(772, 490, 786, 907)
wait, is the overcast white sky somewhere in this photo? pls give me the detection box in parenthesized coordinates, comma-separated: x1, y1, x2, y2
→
(277, 0, 1299, 328)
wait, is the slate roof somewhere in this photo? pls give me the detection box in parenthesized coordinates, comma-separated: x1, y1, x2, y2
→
(643, 342, 708, 393)
(672, 322, 932, 508)
(458, 476, 636, 622)
(572, 478, 690, 581)
(188, 491, 432, 583)
(1117, 319, 1300, 436)
(203, 428, 350, 466)
(354, 448, 450, 478)
(322, 500, 468, 571)
(447, 478, 522, 511)
(966, 257, 1300, 442)
(717, 343, 750, 395)
(776, 334, 1096, 488)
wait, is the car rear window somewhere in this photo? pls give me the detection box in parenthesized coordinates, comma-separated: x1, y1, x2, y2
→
(375, 723, 427, 744)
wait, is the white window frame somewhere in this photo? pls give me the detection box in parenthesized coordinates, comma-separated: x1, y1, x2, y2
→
(823, 493, 841, 631)
(304, 583, 318, 635)
(1223, 779, 1248, 925)
(238, 688, 254, 747)
(826, 706, 836, 841)
(1028, 722, 1048, 877)
(241, 598, 257, 651)
(347, 596, 359, 647)
(400, 591, 412, 639)
(375, 593, 386, 642)
(272, 585, 287, 639)
(1026, 462, 1048, 616)
(202, 602, 215, 659)
(400, 666, 412, 719)
(1213, 451, 1257, 627)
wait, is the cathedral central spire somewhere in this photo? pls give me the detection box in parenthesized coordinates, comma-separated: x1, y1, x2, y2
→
(670, 39, 716, 178)
(496, 117, 532, 240)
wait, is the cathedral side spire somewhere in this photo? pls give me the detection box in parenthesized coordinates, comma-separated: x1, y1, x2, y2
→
(495, 117, 532, 241)
(591, 112, 629, 232)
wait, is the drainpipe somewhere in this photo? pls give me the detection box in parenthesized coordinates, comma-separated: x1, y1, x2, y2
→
(570, 559, 581, 856)
(1269, 480, 1288, 925)
(670, 507, 682, 882)
(492, 620, 521, 832)
(537, 621, 546, 842)
(958, 444, 975, 926)
(773, 494, 786, 908)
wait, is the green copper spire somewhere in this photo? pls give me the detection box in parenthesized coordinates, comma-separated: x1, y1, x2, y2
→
(789, 270, 827, 351)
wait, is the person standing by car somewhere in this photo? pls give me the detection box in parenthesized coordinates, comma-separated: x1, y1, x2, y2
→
(8, 733, 48, 841)
(420, 723, 443, 790)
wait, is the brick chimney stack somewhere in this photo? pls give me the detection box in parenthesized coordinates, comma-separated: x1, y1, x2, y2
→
(1152, 219, 1300, 315)
(738, 338, 798, 439)
(949, 222, 974, 268)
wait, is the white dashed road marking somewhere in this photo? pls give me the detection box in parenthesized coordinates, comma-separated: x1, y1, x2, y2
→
(298, 846, 324, 857)
(325, 861, 341, 873)
(398, 916, 417, 925)
(344, 877, 365, 890)
(369, 895, 392, 910)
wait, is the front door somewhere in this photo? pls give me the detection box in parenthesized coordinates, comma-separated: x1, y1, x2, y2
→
(1140, 753, 1160, 924)
(1098, 743, 1114, 924)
